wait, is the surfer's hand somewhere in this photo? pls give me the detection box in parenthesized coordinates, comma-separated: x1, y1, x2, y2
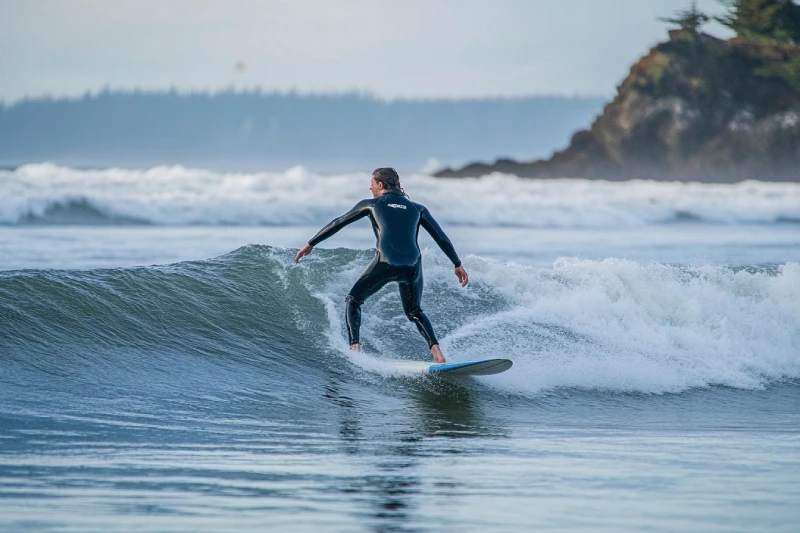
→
(455, 266, 468, 287)
(295, 244, 313, 263)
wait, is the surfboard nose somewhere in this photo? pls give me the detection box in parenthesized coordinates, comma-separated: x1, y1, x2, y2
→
(429, 359, 513, 376)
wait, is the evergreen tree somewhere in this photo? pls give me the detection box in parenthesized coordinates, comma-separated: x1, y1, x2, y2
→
(717, 0, 800, 43)
(660, 1, 710, 36)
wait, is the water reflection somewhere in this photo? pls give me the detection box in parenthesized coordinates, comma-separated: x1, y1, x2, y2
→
(408, 376, 510, 442)
(322, 375, 509, 532)
(323, 382, 363, 455)
(351, 466, 423, 533)
(322, 380, 421, 532)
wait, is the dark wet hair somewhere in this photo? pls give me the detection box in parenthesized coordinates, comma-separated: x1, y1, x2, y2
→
(372, 167, 407, 197)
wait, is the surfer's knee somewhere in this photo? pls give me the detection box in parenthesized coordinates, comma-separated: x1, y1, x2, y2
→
(405, 307, 423, 322)
(346, 294, 362, 307)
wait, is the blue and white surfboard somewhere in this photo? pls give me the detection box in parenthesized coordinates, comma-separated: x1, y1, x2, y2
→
(386, 358, 512, 376)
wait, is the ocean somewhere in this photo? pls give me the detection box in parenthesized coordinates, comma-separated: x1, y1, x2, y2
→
(1, 164, 799, 532)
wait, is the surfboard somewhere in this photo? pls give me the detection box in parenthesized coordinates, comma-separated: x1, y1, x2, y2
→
(386, 358, 512, 376)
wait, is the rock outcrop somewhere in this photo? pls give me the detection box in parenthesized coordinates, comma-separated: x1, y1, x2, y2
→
(436, 32, 800, 182)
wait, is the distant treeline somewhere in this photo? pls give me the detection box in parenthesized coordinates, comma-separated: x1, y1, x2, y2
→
(0, 90, 604, 171)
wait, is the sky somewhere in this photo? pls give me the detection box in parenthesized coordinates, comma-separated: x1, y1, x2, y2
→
(0, 0, 732, 104)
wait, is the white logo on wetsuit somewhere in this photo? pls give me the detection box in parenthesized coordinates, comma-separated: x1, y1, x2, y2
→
(387, 203, 407, 210)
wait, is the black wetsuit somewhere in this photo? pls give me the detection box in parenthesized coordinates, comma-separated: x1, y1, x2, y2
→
(308, 189, 461, 347)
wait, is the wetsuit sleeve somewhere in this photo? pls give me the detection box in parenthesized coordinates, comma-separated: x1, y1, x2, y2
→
(419, 206, 461, 268)
(308, 200, 372, 246)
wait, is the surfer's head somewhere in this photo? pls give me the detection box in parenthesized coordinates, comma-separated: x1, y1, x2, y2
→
(371, 167, 406, 198)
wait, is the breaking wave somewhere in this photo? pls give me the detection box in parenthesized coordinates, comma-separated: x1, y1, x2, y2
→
(2, 163, 799, 227)
(1, 245, 797, 396)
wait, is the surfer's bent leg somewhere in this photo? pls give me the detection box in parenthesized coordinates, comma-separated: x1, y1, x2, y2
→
(346, 260, 392, 346)
(398, 262, 439, 348)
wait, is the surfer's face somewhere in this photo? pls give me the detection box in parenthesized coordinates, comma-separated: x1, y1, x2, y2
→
(370, 176, 385, 198)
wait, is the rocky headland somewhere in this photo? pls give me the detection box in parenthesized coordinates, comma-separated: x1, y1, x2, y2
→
(436, 30, 800, 182)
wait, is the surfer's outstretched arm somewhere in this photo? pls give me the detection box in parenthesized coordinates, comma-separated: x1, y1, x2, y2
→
(419, 207, 460, 266)
(419, 207, 469, 286)
(295, 200, 372, 263)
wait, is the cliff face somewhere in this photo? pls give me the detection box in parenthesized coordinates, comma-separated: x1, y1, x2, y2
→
(436, 32, 800, 182)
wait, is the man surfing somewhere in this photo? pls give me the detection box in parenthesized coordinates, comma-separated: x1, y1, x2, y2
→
(294, 168, 468, 363)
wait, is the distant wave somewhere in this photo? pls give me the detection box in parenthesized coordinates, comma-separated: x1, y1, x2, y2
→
(1, 245, 798, 395)
(2, 163, 800, 227)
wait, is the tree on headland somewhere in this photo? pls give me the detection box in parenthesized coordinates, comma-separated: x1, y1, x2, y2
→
(660, 1, 800, 90)
(717, 0, 800, 43)
(713, 1, 800, 90)
(660, 1, 710, 37)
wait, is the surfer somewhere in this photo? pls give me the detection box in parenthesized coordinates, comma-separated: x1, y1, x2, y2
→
(294, 168, 468, 363)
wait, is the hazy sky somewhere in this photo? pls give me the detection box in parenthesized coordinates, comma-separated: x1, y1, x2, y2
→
(1, 0, 731, 103)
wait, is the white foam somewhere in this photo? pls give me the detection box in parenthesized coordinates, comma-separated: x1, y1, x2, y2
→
(2, 163, 799, 227)
(315, 251, 800, 395)
(462, 258, 799, 395)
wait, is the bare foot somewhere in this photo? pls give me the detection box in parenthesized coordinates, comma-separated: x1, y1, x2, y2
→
(431, 344, 446, 364)
(350, 343, 360, 352)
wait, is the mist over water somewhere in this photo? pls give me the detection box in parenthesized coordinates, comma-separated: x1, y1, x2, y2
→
(0, 92, 605, 171)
